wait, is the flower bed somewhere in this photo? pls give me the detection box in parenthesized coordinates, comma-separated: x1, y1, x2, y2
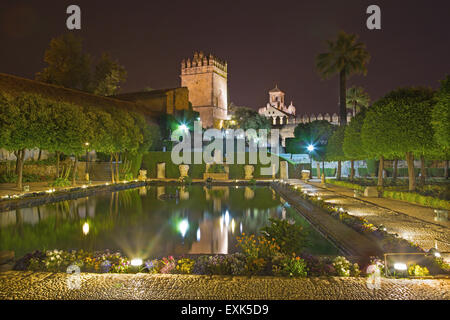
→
(289, 184, 450, 275)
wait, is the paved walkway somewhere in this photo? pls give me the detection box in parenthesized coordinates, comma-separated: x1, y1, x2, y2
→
(294, 180, 450, 255)
(0, 181, 109, 198)
(0, 271, 448, 300)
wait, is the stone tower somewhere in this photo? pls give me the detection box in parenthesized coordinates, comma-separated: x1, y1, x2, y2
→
(181, 52, 228, 128)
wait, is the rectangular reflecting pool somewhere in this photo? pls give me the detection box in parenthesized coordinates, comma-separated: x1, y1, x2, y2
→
(0, 185, 339, 258)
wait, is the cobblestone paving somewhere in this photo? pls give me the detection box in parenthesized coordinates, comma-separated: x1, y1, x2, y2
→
(295, 180, 450, 255)
(0, 271, 448, 300)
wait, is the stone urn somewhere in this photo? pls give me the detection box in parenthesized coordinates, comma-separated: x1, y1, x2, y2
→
(244, 165, 254, 180)
(138, 170, 147, 181)
(179, 165, 190, 179)
(301, 170, 310, 181)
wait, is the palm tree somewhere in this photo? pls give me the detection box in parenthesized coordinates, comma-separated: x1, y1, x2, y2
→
(346, 86, 370, 116)
(316, 31, 370, 126)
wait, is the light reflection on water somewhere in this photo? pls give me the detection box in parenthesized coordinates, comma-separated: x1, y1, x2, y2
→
(0, 185, 338, 258)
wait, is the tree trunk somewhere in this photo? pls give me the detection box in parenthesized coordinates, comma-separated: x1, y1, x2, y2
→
(16, 149, 25, 190)
(316, 162, 321, 179)
(393, 159, 398, 181)
(339, 70, 347, 126)
(38, 149, 42, 161)
(350, 160, 355, 181)
(72, 156, 78, 186)
(56, 151, 60, 178)
(115, 153, 120, 182)
(420, 155, 426, 186)
(337, 161, 342, 180)
(406, 152, 416, 191)
(445, 159, 449, 179)
(378, 155, 384, 187)
(14, 151, 19, 174)
(110, 154, 115, 183)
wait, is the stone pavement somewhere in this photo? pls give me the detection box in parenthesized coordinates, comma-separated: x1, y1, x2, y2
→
(295, 180, 450, 256)
(0, 271, 448, 300)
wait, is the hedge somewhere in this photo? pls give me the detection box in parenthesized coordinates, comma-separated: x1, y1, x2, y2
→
(383, 190, 450, 210)
(326, 179, 366, 192)
(141, 152, 283, 179)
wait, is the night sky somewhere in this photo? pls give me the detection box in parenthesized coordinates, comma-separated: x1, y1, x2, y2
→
(1, 0, 449, 115)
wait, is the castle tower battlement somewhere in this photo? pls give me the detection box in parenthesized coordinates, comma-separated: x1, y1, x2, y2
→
(180, 51, 229, 128)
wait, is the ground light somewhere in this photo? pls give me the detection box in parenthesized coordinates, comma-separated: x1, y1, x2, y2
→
(394, 263, 407, 271)
(130, 258, 143, 267)
(179, 124, 188, 132)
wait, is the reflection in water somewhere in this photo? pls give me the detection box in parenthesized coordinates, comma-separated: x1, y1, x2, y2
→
(0, 186, 338, 258)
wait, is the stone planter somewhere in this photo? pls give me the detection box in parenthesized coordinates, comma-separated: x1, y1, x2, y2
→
(203, 173, 229, 180)
(244, 165, 254, 180)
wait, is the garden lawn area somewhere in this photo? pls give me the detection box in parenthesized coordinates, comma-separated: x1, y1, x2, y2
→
(326, 178, 450, 210)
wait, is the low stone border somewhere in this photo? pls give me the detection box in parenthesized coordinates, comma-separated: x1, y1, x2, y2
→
(0, 181, 146, 212)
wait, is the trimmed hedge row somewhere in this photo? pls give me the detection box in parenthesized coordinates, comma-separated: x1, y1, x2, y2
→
(326, 179, 366, 192)
(141, 152, 283, 179)
(383, 190, 450, 210)
(326, 179, 450, 210)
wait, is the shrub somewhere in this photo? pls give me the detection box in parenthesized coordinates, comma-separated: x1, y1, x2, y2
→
(332, 256, 360, 277)
(49, 177, 71, 188)
(260, 218, 309, 255)
(207, 164, 226, 173)
(272, 254, 308, 277)
(408, 264, 430, 277)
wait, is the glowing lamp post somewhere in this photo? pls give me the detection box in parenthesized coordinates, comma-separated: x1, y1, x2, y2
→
(307, 144, 315, 179)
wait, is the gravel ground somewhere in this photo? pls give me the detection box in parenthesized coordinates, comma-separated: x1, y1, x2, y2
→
(0, 271, 448, 300)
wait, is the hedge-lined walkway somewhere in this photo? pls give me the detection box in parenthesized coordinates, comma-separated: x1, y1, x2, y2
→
(297, 180, 450, 255)
(0, 271, 449, 300)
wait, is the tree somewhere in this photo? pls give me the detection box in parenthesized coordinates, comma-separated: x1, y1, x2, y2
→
(0, 94, 47, 189)
(316, 31, 370, 125)
(294, 120, 335, 178)
(36, 33, 91, 91)
(92, 53, 127, 96)
(326, 125, 346, 180)
(346, 86, 370, 116)
(362, 88, 435, 191)
(432, 75, 450, 178)
(231, 107, 271, 131)
(343, 108, 369, 181)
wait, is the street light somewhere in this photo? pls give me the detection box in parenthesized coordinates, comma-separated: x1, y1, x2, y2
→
(84, 142, 90, 182)
(307, 144, 315, 179)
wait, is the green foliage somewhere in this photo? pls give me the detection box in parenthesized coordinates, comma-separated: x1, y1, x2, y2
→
(92, 53, 127, 96)
(432, 75, 450, 149)
(316, 31, 370, 125)
(35, 33, 91, 91)
(383, 190, 450, 210)
(343, 109, 368, 160)
(272, 255, 308, 277)
(362, 87, 436, 158)
(231, 106, 271, 131)
(346, 86, 370, 115)
(207, 164, 226, 173)
(260, 218, 309, 255)
(326, 125, 346, 161)
(49, 177, 71, 188)
(293, 120, 336, 161)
